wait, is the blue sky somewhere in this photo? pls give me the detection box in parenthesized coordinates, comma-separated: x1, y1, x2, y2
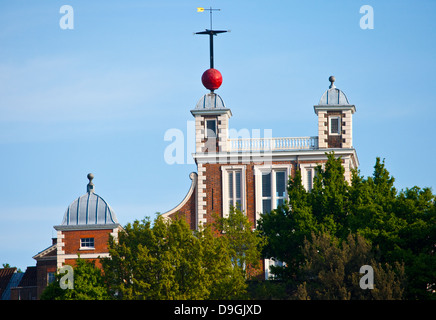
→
(0, 0, 435, 270)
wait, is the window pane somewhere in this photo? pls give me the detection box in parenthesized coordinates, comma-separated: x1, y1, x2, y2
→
(228, 172, 233, 199)
(331, 118, 339, 134)
(235, 199, 241, 210)
(277, 198, 284, 207)
(235, 172, 241, 199)
(81, 237, 94, 248)
(262, 199, 271, 213)
(206, 120, 216, 138)
(275, 171, 286, 198)
(262, 173, 271, 197)
(307, 169, 313, 191)
(47, 272, 55, 285)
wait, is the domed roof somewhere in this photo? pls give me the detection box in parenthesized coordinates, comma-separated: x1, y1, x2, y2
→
(55, 174, 119, 230)
(318, 76, 351, 105)
(195, 92, 227, 110)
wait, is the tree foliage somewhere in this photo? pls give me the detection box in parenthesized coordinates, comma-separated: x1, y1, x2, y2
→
(102, 213, 259, 299)
(40, 153, 435, 300)
(41, 258, 109, 300)
(295, 232, 405, 300)
(258, 152, 436, 300)
(213, 207, 267, 278)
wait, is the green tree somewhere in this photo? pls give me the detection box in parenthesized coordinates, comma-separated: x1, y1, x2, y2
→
(41, 258, 109, 300)
(295, 232, 405, 300)
(198, 220, 248, 299)
(258, 168, 317, 280)
(1, 263, 22, 273)
(102, 214, 248, 300)
(311, 152, 350, 237)
(348, 159, 436, 299)
(258, 152, 436, 299)
(213, 206, 267, 278)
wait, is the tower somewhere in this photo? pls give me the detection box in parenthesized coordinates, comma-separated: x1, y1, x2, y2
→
(314, 76, 356, 149)
(191, 16, 232, 228)
(53, 174, 122, 269)
(163, 14, 359, 255)
(31, 174, 122, 299)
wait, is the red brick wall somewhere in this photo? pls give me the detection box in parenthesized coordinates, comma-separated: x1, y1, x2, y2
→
(63, 229, 113, 255)
(36, 259, 57, 299)
(325, 111, 343, 148)
(64, 258, 103, 269)
(204, 163, 223, 225)
(168, 159, 329, 231)
(202, 160, 322, 228)
(167, 186, 197, 230)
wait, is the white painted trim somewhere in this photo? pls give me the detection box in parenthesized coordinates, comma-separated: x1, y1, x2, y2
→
(264, 258, 286, 280)
(54, 223, 121, 231)
(329, 116, 341, 135)
(313, 104, 356, 115)
(193, 148, 359, 168)
(162, 172, 197, 219)
(32, 244, 57, 260)
(254, 164, 292, 223)
(196, 163, 207, 228)
(221, 165, 247, 218)
(299, 162, 322, 192)
(191, 108, 232, 117)
(61, 253, 110, 260)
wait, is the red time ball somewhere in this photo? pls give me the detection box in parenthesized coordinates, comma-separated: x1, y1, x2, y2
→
(201, 68, 223, 91)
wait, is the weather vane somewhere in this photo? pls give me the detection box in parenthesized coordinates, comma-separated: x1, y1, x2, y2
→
(197, 7, 220, 30)
(195, 7, 228, 69)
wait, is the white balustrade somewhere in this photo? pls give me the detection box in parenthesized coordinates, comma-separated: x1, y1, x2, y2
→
(228, 136, 318, 152)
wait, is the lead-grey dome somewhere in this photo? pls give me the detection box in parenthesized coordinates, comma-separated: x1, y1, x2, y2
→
(56, 173, 119, 229)
(318, 76, 351, 105)
(60, 192, 118, 226)
(195, 92, 226, 109)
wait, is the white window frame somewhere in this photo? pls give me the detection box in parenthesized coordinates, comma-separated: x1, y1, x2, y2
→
(265, 258, 286, 280)
(299, 163, 317, 192)
(329, 116, 341, 135)
(254, 164, 291, 223)
(80, 237, 95, 250)
(259, 166, 289, 279)
(300, 162, 326, 192)
(221, 165, 246, 218)
(254, 165, 291, 280)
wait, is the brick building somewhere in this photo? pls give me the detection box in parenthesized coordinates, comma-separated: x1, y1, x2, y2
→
(162, 74, 358, 278)
(10, 174, 122, 299)
(53, 173, 122, 270)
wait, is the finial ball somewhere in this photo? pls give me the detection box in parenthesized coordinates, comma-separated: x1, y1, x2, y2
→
(329, 76, 335, 83)
(202, 68, 223, 91)
(87, 173, 94, 181)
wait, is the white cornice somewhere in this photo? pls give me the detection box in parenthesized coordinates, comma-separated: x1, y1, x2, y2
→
(190, 108, 232, 117)
(192, 148, 359, 167)
(33, 244, 57, 261)
(53, 223, 121, 231)
(314, 104, 356, 115)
